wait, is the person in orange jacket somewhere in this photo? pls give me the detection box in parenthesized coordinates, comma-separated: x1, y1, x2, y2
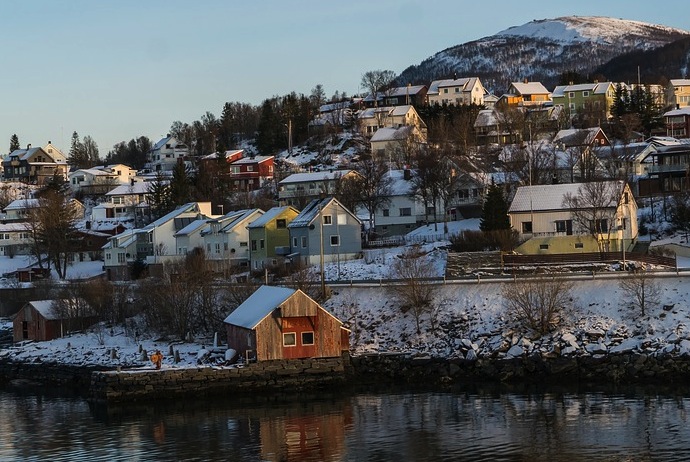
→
(151, 349, 163, 369)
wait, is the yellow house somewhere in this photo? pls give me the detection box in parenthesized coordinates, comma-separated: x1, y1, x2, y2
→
(508, 181, 637, 254)
(667, 79, 690, 109)
(247, 205, 300, 271)
(500, 81, 551, 107)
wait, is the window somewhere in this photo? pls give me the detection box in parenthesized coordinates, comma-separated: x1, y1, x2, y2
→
(575, 242, 584, 249)
(251, 240, 257, 251)
(283, 332, 296, 347)
(568, 92, 575, 98)
(276, 219, 286, 229)
(117, 253, 125, 263)
(330, 235, 340, 246)
(621, 218, 627, 230)
(301, 236, 307, 248)
(240, 241, 248, 247)
(382, 209, 390, 217)
(301, 332, 314, 345)
(215, 243, 221, 253)
(583, 91, 590, 97)
(246, 165, 253, 172)
(323, 215, 332, 225)
(293, 237, 298, 248)
(591, 219, 608, 233)
(539, 244, 549, 250)
(224, 243, 228, 251)
(260, 239, 265, 249)
(624, 192, 629, 204)
(522, 222, 533, 233)
(399, 208, 411, 217)
(555, 220, 572, 235)
(207, 243, 211, 253)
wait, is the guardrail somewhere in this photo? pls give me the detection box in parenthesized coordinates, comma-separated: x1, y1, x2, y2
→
(502, 251, 676, 268)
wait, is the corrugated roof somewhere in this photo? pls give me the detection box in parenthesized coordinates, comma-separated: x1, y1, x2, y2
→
(509, 181, 623, 213)
(223, 285, 296, 329)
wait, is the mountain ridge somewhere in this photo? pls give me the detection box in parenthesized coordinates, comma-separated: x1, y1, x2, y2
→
(396, 16, 690, 93)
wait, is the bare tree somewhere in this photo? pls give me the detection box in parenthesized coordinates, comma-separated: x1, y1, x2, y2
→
(619, 269, 661, 317)
(353, 158, 392, 239)
(503, 277, 573, 335)
(562, 181, 626, 252)
(389, 246, 438, 334)
(360, 70, 397, 107)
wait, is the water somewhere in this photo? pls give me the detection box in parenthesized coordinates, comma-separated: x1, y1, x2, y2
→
(1, 383, 690, 461)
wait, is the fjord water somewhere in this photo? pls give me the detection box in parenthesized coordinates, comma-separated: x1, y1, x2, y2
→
(2, 384, 690, 461)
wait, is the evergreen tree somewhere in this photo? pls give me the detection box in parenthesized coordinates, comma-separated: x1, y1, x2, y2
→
(480, 183, 510, 232)
(68, 131, 89, 168)
(169, 161, 192, 206)
(147, 171, 172, 220)
(9, 134, 19, 153)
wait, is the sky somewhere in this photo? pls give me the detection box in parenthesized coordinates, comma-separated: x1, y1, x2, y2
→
(2, 0, 690, 156)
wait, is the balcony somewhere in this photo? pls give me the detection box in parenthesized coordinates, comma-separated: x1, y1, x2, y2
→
(647, 163, 689, 174)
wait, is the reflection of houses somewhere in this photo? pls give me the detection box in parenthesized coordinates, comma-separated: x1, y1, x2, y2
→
(278, 170, 357, 208)
(508, 181, 637, 254)
(288, 197, 362, 266)
(427, 77, 486, 106)
(200, 208, 264, 269)
(13, 300, 98, 342)
(224, 285, 350, 361)
(357, 105, 427, 139)
(102, 202, 212, 280)
(247, 206, 299, 271)
(3, 143, 68, 184)
(68, 164, 137, 195)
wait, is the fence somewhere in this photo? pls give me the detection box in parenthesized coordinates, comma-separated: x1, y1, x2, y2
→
(502, 251, 676, 268)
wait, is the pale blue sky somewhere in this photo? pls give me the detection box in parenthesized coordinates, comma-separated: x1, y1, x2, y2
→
(2, 0, 689, 154)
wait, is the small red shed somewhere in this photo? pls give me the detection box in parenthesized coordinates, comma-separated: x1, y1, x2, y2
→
(12, 299, 97, 343)
(224, 285, 349, 361)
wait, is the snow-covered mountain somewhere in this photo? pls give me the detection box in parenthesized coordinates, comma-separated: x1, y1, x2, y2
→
(397, 16, 690, 93)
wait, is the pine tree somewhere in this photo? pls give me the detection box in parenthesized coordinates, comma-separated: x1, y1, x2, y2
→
(9, 134, 19, 152)
(68, 131, 89, 168)
(480, 183, 510, 232)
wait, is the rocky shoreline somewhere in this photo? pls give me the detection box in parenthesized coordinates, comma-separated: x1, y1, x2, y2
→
(3, 350, 690, 402)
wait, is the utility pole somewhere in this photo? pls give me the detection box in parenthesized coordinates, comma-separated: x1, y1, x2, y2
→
(319, 202, 325, 298)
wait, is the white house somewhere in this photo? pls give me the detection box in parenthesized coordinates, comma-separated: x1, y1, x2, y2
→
(508, 181, 637, 254)
(68, 164, 137, 194)
(427, 77, 486, 106)
(200, 208, 264, 268)
(147, 136, 189, 172)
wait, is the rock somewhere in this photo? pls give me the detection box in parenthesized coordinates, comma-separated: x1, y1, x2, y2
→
(562, 346, 577, 356)
(561, 333, 577, 344)
(610, 338, 640, 354)
(585, 343, 607, 355)
(586, 328, 606, 339)
(666, 333, 680, 344)
(465, 349, 477, 361)
(506, 345, 524, 358)
(461, 339, 473, 349)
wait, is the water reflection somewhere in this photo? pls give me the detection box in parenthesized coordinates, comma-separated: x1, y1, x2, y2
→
(2, 384, 690, 461)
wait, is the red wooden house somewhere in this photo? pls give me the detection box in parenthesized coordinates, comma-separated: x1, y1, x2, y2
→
(227, 155, 274, 191)
(224, 285, 349, 361)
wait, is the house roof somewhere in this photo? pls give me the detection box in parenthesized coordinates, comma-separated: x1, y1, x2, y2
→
(278, 170, 353, 185)
(106, 182, 151, 196)
(231, 155, 273, 165)
(553, 128, 604, 147)
(201, 209, 262, 235)
(509, 181, 624, 213)
(247, 206, 296, 228)
(552, 82, 616, 97)
(664, 107, 690, 117)
(223, 285, 297, 329)
(670, 79, 690, 87)
(4, 198, 40, 211)
(141, 202, 203, 231)
(474, 109, 498, 128)
(0, 222, 31, 232)
(363, 86, 426, 102)
(386, 169, 415, 196)
(428, 77, 482, 95)
(27, 300, 59, 320)
(174, 218, 209, 237)
(288, 197, 360, 228)
(370, 126, 412, 143)
(509, 82, 550, 96)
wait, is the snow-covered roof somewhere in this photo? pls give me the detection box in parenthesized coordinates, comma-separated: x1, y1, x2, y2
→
(231, 155, 273, 165)
(288, 197, 329, 228)
(27, 300, 58, 320)
(510, 82, 550, 96)
(474, 109, 498, 128)
(142, 203, 203, 231)
(554, 127, 604, 146)
(509, 181, 623, 213)
(664, 107, 690, 117)
(370, 126, 412, 143)
(428, 77, 478, 95)
(319, 100, 351, 113)
(223, 285, 296, 329)
(386, 169, 415, 196)
(278, 170, 353, 185)
(4, 198, 39, 211)
(106, 182, 151, 196)
(0, 222, 31, 232)
(363, 86, 426, 102)
(247, 206, 295, 228)
(670, 79, 690, 87)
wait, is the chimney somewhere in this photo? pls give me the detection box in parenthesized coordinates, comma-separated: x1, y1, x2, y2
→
(131, 178, 135, 186)
(85, 221, 91, 230)
(523, 78, 528, 84)
(26, 144, 31, 149)
(48, 140, 52, 144)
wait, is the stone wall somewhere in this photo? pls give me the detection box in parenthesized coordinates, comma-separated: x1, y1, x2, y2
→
(89, 356, 349, 402)
(0, 361, 109, 392)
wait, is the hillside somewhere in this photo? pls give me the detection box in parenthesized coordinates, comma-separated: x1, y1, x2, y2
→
(397, 16, 689, 93)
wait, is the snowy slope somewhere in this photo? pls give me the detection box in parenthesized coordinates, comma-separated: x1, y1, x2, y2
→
(398, 16, 690, 93)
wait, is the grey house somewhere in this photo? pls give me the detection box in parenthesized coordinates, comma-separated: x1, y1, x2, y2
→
(288, 197, 362, 267)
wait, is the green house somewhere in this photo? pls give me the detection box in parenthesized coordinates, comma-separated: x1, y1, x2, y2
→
(247, 205, 300, 271)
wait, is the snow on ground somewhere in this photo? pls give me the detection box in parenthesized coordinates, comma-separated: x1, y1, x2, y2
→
(3, 220, 690, 368)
